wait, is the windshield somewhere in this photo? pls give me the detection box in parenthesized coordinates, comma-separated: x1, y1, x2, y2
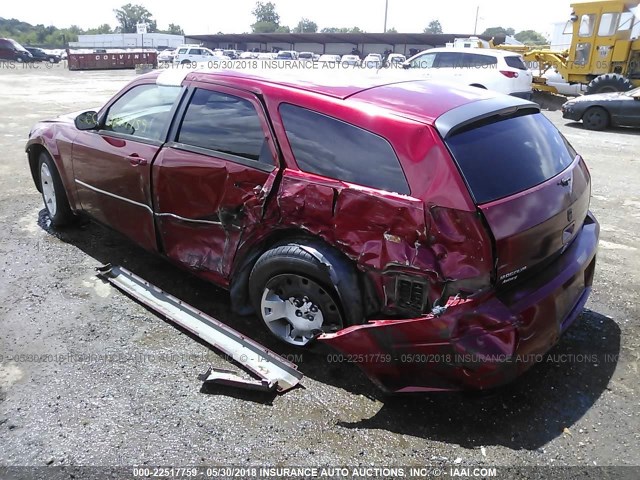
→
(9, 39, 28, 52)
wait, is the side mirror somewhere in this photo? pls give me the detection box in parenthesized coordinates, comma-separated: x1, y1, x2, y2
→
(402, 61, 411, 70)
(74, 111, 99, 131)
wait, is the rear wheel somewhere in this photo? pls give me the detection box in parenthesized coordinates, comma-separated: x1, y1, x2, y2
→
(249, 244, 348, 347)
(38, 152, 74, 227)
(582, 107, 610, 131)
(586, 74, 633, 95)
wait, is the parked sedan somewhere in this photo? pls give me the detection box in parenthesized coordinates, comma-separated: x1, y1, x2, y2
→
(317, 54, 341, 64)
(340, 54, 361, 67)
(363, 53, 383, 68)
(26, 69, 599, 392)
(157, 49, 175, 64)
(25, 47, 61, 63)
(562, 87, 640, 130)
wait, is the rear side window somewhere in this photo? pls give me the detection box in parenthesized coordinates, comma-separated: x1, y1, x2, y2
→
(435, 52, 464, 68)
(177, 89, 272, 164)
(504, 56, 528, 70)
(280, 104, 410, 194)
(464, 53, 498, 68)
(446, 113, 576, 204)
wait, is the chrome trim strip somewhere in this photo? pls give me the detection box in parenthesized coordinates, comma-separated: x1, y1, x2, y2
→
(75, 179, 153, 213)
(75, 179, 225, 227)
(155, 212, 223, 226)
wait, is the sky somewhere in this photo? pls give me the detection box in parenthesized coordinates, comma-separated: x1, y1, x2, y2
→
(2, 0, 576, 36)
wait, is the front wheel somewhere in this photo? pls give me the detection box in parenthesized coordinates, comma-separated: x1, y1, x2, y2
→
(38, 152, 74, 227)
(582, 107, 610, 131)
(249, 245, 347, 347)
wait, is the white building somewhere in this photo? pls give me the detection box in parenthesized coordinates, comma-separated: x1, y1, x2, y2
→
(69, 33, 184, 49)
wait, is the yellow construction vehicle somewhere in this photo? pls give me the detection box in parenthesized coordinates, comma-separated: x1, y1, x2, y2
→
(494, 0, 640, 94)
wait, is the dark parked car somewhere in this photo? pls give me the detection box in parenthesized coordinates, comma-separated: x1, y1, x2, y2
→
(0, 38, 33, 62)
(562, 87, 640, 130)
(26, 69, 599, 392)
(25, 47, 61, 63)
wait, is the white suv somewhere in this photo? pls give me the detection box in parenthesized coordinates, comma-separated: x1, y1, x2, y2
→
(173, 45, 229, 65)
(404, 48, 533, 99)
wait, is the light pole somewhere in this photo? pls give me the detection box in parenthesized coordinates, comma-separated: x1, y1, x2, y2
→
(384, 0, 389, 33)
(474, 6, 480, 35)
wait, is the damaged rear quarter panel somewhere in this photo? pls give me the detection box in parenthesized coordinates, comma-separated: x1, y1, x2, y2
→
(263, 86, 494, 311)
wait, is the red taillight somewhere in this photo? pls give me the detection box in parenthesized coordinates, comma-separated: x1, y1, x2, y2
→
(500, 70, 519, 78)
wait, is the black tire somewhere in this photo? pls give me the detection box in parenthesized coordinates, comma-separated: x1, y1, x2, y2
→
(180, 59, 191, 65)
(38, 152, 75, 227)
(585, 74, 633, 95)
(249, 244, 360, 347)
(582, 107, 610, 131)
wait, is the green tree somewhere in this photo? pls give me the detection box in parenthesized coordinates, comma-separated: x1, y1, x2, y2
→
(424, 20, 443, 34)
(293, 18, 318, 33)
(320, 26, 364, 33)
(515, 29, 548, 45)
(85, 24, 113, 34)
(251, 1, 280, 32)
(114, 3, 157, 33)
(252, 21, 278, 33)
(385, 27, 398, 33)
(165, 23, 184, 35)
(482, 26, 515, 37)
(276, 25, 291, 33)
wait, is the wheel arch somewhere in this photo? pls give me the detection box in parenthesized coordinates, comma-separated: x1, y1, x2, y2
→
(229, 228, 373, 325)
(582, 104, 610, 120)
(27, 141, 79, 211)
(26, 143, 52, 193)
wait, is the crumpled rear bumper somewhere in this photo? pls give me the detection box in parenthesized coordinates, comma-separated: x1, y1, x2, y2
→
(318, 212, 600, 392)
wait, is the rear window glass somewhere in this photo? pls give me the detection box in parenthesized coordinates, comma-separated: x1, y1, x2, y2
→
(446, 113, 576, 204)
(504, 56, 528, 70)
(280, 104, 410, 194)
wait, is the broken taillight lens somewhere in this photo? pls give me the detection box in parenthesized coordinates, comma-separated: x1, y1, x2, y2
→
(500, 70, 519, 78)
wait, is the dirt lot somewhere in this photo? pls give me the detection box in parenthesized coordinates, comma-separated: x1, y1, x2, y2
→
(0, 66, 638, 475)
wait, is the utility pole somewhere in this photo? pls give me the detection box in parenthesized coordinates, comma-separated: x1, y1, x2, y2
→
(474, 6, 480, 35)
(384, 0, 389, 33)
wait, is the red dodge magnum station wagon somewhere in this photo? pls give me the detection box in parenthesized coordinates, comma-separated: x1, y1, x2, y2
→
(26, 69, 600, 392)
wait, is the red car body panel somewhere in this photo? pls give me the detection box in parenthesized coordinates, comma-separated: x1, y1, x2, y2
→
(26, 69, 600, 392)
(319, 212, 599, 392)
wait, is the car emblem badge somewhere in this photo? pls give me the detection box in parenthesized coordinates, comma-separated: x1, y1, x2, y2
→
(567, 208, 574, 223)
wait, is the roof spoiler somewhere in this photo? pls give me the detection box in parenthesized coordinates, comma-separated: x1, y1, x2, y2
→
(435, 96, 540, 139)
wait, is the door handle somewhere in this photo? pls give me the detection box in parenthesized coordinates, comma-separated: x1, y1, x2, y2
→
(127, 155, 148, 166)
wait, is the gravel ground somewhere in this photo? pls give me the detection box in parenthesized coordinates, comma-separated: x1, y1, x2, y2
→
(0, 67, 638, 475)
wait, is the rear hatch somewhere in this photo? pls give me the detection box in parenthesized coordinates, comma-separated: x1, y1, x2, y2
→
(444, 111, 591, 287)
